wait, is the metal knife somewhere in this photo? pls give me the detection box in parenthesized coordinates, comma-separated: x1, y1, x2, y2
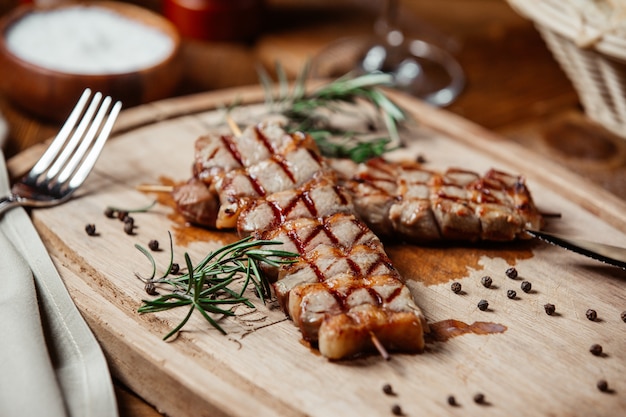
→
(526, 229, 626, 270)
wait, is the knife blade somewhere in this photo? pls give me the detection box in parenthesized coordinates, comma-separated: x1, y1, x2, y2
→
(526, 229, 626, 270)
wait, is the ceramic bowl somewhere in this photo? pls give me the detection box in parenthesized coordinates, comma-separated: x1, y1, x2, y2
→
(0, 1, 182, 122)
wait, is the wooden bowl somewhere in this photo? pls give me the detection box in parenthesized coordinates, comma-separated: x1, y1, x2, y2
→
(0, 1, 182, 122)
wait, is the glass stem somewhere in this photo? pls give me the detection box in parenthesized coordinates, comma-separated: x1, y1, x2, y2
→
(375, 0, 403, 38)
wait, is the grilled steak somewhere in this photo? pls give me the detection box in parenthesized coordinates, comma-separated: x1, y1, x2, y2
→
(255, 212, 425, 359)
(173, 121, 428, 359)
(330, 157, 543, 242)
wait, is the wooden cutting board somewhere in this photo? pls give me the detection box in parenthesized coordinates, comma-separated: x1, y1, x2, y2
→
(9, 86, 626, 417)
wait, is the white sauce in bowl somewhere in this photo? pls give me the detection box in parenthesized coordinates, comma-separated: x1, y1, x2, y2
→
(5, 6, 175, 75)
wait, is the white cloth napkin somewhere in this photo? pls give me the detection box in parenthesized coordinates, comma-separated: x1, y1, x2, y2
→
(0, 149, 118, 417)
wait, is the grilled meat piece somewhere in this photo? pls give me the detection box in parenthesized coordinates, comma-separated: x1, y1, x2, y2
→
(172, 177, 219, 228)
(331, 157, 543, 242)
(172, 120, 543, 358)
(173, 121, 427, 359)
(237, 171, 354, 235)
(256, 212, 426, 359)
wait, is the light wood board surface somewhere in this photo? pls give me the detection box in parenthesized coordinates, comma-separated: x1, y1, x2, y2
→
(9, 86, 626, 417)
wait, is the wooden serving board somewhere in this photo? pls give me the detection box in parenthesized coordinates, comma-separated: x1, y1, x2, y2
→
(9, 86, 626, 417)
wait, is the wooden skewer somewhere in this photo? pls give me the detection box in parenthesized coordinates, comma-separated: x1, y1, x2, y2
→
(136, 184, 174, 193)
(369, 331, 390, 361)
(226, 115, 242, 137)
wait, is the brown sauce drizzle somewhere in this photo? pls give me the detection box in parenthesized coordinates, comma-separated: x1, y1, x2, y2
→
(385, 286, 402, 304)
(300, 189, 318, 217)
(427, 319, 507, 343)
(220, 134, 244, 167)
(254, 125, 276, 154)
(272, 155, 296, 184)
(246, 171, 266, 197)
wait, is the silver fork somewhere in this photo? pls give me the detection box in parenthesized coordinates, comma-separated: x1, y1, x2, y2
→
(0, 89, 122, 216)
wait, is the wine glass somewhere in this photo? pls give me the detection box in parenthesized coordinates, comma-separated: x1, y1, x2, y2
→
(311, 0, 465, 107)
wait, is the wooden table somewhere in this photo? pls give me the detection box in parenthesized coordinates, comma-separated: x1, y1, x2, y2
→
(1, 1, 624, 416)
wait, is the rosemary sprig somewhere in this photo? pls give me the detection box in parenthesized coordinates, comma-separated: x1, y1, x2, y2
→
(258, 64, 407, 162)
(136, 235, 298, 340)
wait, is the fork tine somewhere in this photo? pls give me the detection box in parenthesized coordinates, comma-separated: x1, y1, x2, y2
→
(45, 91, 104, 182)
(26, 88, 93, 182)
(56, 96, 112, 184)
(62, 100, 122, 190)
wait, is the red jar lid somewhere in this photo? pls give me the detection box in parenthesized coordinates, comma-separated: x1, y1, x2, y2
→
(163, 0, 265, 41)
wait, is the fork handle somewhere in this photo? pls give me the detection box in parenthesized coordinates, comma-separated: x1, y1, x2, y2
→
(0, 195, 20, 217)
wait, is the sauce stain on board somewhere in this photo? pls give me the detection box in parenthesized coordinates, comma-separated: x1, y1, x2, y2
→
(426, 319, 507, 343)
(386, 241, 537, 285)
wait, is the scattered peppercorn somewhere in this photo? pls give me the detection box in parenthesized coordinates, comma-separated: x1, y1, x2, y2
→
(477, 299, 489, 311)
(117, 210, 128, 221)
(520, 281, 532, 293)
(597, 380, 609, 392)
(148, 239, 159, 251)
(473, 393, 485, 404)
(145, 281, 158, 296)
(124, 215, 134, 225)
(451, 282, 462, 294)
(505, 267, 518, 279)
(621, 311, 626, 323)
(391, 404, 403, 416)
(381, 385, 393, 395)
(170, 263, 180, 275)
(507, 289, 517, 299)
(85, 224, 96, 236)
(586, 309, 597, 321)
(104, 207, 116, 218)
(481, 276, 493, 288)
(123, 221, 134, 235)
(589, 344, 603, 356)
(544, 303, 556, 315)
(447, 395, 457, 406)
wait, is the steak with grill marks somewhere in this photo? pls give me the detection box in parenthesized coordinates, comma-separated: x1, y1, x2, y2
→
(173, 121, 428, 359)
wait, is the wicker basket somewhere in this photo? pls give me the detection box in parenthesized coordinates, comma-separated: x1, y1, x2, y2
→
(507, 0, 626, 139)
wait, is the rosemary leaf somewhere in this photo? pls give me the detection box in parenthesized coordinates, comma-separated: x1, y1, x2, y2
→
(261, 66, 407, 162)
(134, 243, 156, 280)
(136, 236, 298, 340)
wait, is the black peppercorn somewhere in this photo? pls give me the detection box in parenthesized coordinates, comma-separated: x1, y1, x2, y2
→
(585, 309, 597, 321)
(544, 303, 556, 315)
(597, 380, 609, 392)
(507, 289, 517, 299)
(589, 344, 603, 356)
(391, 404, 403, 416)
(473, 393, 485, 404)
(505, 267, 518, 279)
(124, 216, 134, 225)
(123, 221, 134, 235)
(104, 207, 116, 218)
(145, 281, 158, 296)
(117, 210, 129, 221)
(382, 384, 394, 395)
(85, 224, 96, 236)
(477, 299, 489, 311)
(171, 263, 180, 275)
(148, 239, 159, 251)
(451, 282, 462, 294)
(520, 281, 532, 293)
(447, 395, 457, 406)
(620, 311, 626, 323)
(481, 276, 493, 288)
